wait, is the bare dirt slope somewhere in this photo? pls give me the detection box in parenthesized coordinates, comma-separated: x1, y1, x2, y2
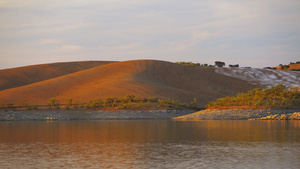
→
(0, 61, 115, 91)
(0, 60, 257, 107)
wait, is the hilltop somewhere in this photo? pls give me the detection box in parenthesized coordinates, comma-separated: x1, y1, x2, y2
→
(0, 61, 115, 91)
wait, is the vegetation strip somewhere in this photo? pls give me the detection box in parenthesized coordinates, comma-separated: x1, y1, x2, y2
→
(206, 84, 300, 109)
(1, 95, 199, 111)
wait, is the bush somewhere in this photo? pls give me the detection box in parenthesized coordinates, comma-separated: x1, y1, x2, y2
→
(55, 101, 60, 109)
(85, 101, 97, 109)
(32, 105, 38, 109)
(104, 97, 116, 107)
(73, 100, 80, 109)
(189, 98, 197, 108)
(48, 98, 57, 108)
(158, 100, 166, 107)
(148, 97, 158, 102)
(141, 98, 148, 103)
(66, 98, 73, 107)
(145, 101, 152, 108)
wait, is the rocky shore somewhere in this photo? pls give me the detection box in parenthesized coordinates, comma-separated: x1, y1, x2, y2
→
(0, 109, 196, 121)
(173, 109, 300, 120)
(1, 109, 299, 121)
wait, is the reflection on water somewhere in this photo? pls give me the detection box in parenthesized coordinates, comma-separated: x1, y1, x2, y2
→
(0, 120, 300, 168)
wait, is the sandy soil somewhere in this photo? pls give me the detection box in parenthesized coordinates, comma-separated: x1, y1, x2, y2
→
(0, 60, 257, 107)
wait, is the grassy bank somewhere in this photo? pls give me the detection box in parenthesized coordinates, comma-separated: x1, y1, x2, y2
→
(206, 84, 300, 109)
(1, 95, 199, 111)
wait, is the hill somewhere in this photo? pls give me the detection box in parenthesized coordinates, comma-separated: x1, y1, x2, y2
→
(215, 67, 300, 88)
(0, 60, 257, 107)
(0, 61, 115, 91)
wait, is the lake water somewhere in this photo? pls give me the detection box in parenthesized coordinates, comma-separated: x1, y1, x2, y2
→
(0, 120, 299, 169)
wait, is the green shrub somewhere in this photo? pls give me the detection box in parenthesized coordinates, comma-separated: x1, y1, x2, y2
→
(73, 100, 80, 109)
(126, 95, 135, 102)
(189, 98, 197, 108)
(141, 98, 148, 103)
(148, 97, 158, 102)
(158, 100, 166, 107)
(145, 101, 152, 108)
(104, 97, 118, 107)
(48, 98, 57, 108)
(55, 101, 60, 109)
(120, 97, 130, 104)
(66, 98, 73, 107)
(85, 101, 97, 109)
(32, 105, 38, 109)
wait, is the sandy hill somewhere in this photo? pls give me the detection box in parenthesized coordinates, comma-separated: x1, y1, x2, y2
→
(0, 60, 258, 107)
(0, 61, 115, 91)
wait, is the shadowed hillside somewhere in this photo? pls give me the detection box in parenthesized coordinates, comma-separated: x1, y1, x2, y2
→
(0, 60, 257, 107)
(0, 61, 115, 91)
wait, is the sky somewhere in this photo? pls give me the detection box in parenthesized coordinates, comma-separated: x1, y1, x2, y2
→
(0, 0, 300, 69)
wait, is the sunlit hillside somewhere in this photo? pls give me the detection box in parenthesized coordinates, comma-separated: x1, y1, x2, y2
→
(0, 61, 115, 91)
(0, 60, 256, 107)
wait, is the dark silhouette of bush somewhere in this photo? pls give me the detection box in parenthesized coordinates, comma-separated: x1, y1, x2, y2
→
(215, 61, 225, 67)
(229, 64, 239, 67)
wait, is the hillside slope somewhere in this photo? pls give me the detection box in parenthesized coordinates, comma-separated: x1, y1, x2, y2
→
(0, 61, 115, 91)
(0, 60, 257, 107)
(215, 67, 300, 88)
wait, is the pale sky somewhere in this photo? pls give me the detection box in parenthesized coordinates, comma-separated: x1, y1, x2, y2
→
(1, 0, 299, 69)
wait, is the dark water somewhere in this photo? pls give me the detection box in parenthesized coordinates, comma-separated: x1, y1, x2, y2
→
(0, 120, 299, 169)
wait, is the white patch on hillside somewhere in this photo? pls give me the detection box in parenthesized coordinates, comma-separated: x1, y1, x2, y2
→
(215, 68, 300, 88)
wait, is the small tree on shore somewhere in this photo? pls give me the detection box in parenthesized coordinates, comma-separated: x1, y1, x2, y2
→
(48, 98, 57, 108)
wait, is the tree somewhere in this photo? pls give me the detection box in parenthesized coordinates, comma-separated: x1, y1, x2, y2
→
(229, 64, 239, 67)
(215, 61, 225, 67)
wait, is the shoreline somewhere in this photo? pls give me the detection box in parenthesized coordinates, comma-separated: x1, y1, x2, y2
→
(0, 109, 196, 121)
(1, 109, 300, 121)
(173, 109, 300, 120)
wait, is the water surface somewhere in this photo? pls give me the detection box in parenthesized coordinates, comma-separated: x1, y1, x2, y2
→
(0, 120, 299, 168)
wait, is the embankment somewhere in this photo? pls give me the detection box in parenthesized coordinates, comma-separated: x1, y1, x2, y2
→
(173, 109, 300, 120)
(0, 109, 196, 121)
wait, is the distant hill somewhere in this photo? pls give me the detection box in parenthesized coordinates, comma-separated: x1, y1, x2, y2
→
(275, 63, 300, 71)
(0, 61, 115, 91)
(0, 60, 258, 107)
